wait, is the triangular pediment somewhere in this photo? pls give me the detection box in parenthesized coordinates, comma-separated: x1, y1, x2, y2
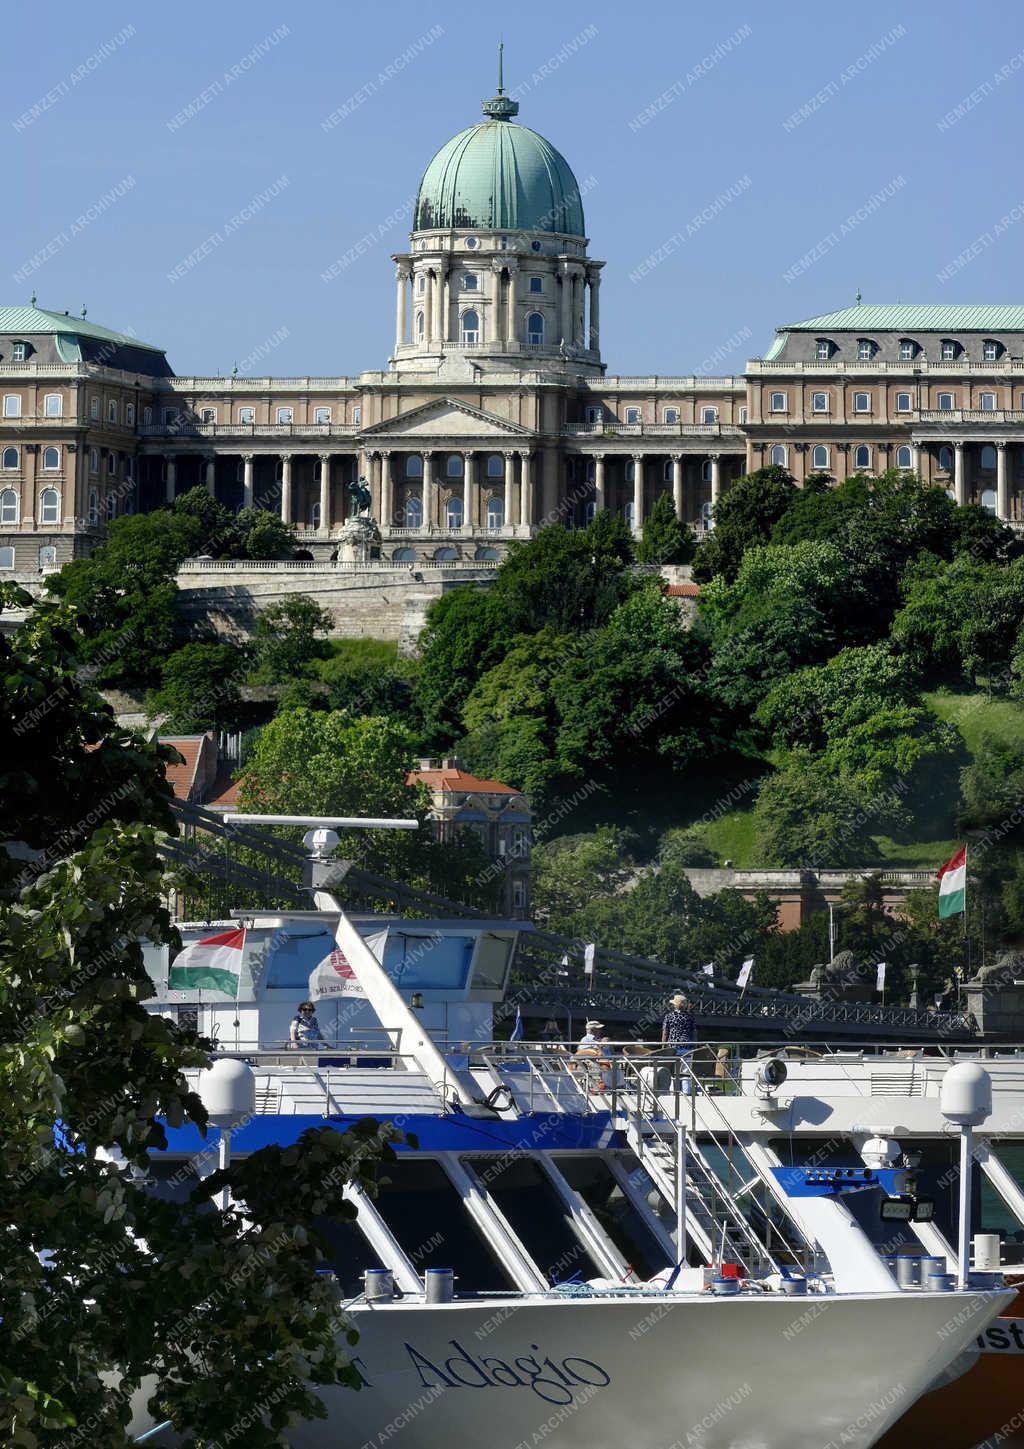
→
(363, 398, 533, 440)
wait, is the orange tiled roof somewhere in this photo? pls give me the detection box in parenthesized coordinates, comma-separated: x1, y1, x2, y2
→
(159, 737, 204, 801)
(665, 583, 701, 598)
(207, 771, 241, 808)
(408, 767, 521, 796)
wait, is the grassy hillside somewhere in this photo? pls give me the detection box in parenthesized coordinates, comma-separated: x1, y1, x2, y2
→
(682, 691, 1024, 869)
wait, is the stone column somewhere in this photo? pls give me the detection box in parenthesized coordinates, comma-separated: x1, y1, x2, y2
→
(380, 450, 393, 527)
(203, 454, 216, 498)
(632, 453, 644, 534)
(422, 450, 435, 529)
(504, 263, 518, 349)
(318, 453, 331, 532)
(911, 443, 921, 478)
(463, 451, 475, 530)
(594, 453, 606, 512)
(588, 272, 601, 352)
(395, 263, 409, 352)
(671, 454, 684, 520)
(709, 453, 722, 506)
(279, 454, 292, 523)
(423, 272, 433, 345)
(954, 441, 966, 506)
(503, 452, 515, 525)
(165, 454, 176, 504)
(519, 451, 533, 528)
(241, 453, 254, 509)
(559, 268, 572, 346)
(997, 442, 1009, 520)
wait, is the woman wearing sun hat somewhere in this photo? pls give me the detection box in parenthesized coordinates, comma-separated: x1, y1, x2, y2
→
(661, 992, 696, 1094)
(574, 1019, 611, 1092)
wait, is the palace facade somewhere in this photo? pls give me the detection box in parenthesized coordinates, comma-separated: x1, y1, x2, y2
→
(3, 77, 1024, 576)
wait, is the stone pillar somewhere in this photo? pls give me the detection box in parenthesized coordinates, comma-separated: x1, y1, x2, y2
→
(709, 453, 722, 506)
(503, 452, 515, 526)
(318, 453, 331, 532)
(241, 453, 254, 509)
(165, 454, 176, 504)
(381, 451, 393, 527)
(395, 263, 410, 352)
(997, 441, 1009, 520)
(431, 265, 446, 343)
(279, 454, 292, 523)
(911, 442, 921, 478)
(594, 453, 606, 512)
(588, 272, 601, 352)
(519, 451, 533, 528)
(504, 264, 518, 349)
(463, 451, 475, 530)
(559, 266, 572, 346)
(204, 454, 216, 498)
(671, 454, 684, 520)
(423, 450, 435, 529)
(632, 453, 644, 534)
(954, 441, 966, 506)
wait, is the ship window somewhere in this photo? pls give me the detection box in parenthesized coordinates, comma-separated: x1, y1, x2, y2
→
(374, 1158, 515, 1292)
(555, 1155, 671, 1280)
(463, 1155, 601, 1283)
(314, 1214, 386, 1298)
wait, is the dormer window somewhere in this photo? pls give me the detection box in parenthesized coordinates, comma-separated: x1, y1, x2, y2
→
(11, 341, 27, 362)
(857, 339, 876, 361)
(983, 339, 1001, 361)
(941, 339, 959, 360)
(815, 339, 833, 360)
(899, 339, 917, 360)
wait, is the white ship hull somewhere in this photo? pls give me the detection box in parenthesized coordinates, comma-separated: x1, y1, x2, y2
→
(282, 1289, 1012, 1449)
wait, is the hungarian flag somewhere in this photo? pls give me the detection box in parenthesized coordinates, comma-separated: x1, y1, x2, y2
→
(168, 928, 244, 995)
(937, 846, 967, 919)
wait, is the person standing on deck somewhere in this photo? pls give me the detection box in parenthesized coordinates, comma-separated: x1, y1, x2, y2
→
(661, 992, 696, 1094)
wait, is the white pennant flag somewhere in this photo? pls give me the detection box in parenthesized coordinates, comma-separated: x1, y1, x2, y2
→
(583, 943, 596, 976)
(308, 929, 388, 1001)
(736, 958, 754, 990)
(876, 961, 887, 992)
(702, 962, 714, 978)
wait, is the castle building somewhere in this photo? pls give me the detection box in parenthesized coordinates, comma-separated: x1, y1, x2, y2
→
(2, 73, 1024, 577)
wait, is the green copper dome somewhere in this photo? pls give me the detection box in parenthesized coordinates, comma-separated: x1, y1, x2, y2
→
(414, 87, 586, 237)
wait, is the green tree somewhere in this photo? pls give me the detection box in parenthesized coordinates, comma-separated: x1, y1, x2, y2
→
(413, 587, 516, 742)
(636, 492, 694, 565)
(44, 511, 200, 687)
(316, 640, 416, 721)
(753, 753, 889, 867)
(692, 465, 796, 582)
(0, 586, 395, 1445)
(145, 640, 248, 732)
(173, 488, 296, 560)
(892, 555, 1024, 686)
(492, 515, 636, 634)
(249, 595, 334, 685)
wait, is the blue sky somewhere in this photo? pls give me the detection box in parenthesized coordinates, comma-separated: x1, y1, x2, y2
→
(6, 1, 1024, 376)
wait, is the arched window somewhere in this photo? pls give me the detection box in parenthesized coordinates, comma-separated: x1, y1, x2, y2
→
(126, 402, 135, 425)
(460, 309, 479, 344)
(40, 488, 60, 524)
(475, 546, 499, 560)
(417, 274, 426, 294)
(938, 446, 953, 472)
(416, 311, 425, 339)
(854, 444, 871, 470)
(0, 488, 18, 523)
(446, 496, 464, 528)
(487, 495, 504, 528)
(88, 489, 99, 526)
(310, 501, 321, 529)
(770, 445, 787, 467)
(981, 488, 997, 515)
(393, 547, 416, 562)
(812, 445, 829, 469)
(434, 546, 459, 561)
(2, 447, 18, 470)
(143, 405, 153, 425)
(404, 495, 423, 527)
(105, 494, 117, 521)
(486, 453, 503, 479)
(405, 454, 423, 479)
(446, 454, 464, 479)
(701, 460, 712, 483)
(526, 312, 544, 345)
(42, 446, 60, 471)
(980, 444, 997, 471)
(896, 445, 913, 469)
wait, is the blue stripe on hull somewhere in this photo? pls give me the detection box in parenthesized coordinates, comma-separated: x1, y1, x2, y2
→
(156, 1111, 618, 1155)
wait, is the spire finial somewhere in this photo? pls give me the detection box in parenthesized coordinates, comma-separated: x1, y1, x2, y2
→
(30, 291, 37, 307)
(482, 40, 518, 119)
(81, 304, 87, 318)
(855, 288, 862, 305)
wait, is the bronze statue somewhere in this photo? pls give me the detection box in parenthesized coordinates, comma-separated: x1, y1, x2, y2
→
(346, 475, 372, 515)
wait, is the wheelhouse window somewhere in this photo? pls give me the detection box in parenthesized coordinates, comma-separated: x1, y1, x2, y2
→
(44, 393, 62, 417)
(854, 444, 871, 469)
(460, 309, 480, 344)
(812, 445, 829, 469)
(526, 311, 544, 345)
(39, 488, 59, 524)
(895, 392, 912, 412)
(42, 447, 59, 470)
(769, 392, 786, 413)
(811, 392, 828, 413)
(853, 392, 871, 412)
(0, 488, 18, 523)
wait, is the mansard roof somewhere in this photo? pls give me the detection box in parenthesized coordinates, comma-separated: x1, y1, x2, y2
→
(782, 304, 1024, 333)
